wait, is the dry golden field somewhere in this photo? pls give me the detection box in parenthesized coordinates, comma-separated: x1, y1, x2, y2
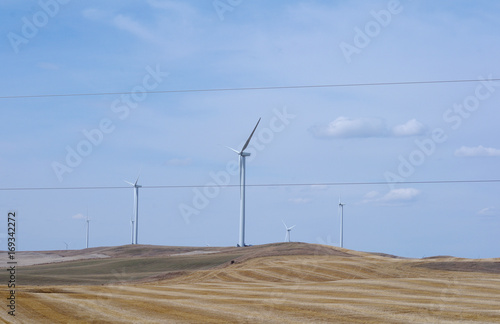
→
(2, 243, 500, 323)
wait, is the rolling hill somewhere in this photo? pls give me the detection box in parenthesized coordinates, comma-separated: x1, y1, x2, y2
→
(2, 243, 499, 323)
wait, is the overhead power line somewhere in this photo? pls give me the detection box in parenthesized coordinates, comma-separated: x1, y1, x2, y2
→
(1, 179, 499, 191)
(1, 78, 498, 100)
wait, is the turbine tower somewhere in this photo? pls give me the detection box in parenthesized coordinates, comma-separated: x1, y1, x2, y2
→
(125, 173, 141, 245)
(130, 218, 135, 245)
(86, 207, 90, 249)
(338, 196, 345, 248)
(282, 220, 296, 243)
(227, 118, 261, 247)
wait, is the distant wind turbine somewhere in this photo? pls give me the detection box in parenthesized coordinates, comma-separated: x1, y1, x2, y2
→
(227, 118, 261, 247)
(125, 172, 141, 245)
(338, 196, 345, 248)
(64, 241, 69, 250)
(86, 207, 90, 249)
(282, 220, 296, 243)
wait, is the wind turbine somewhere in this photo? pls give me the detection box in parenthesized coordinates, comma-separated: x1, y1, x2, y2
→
(85, 207, 90, 249)
(227, 118, 261, 247)
(338, 196, 345, 248)
(282, 220, 296, 243)
(125, 173, 141, 245)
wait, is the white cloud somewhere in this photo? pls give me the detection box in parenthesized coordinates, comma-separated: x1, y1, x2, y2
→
(112, 15, 159, 44)
(381, 188, 420, 203)
(364, 191, 380, 200)
(455, 145, 500, 157)
(72, 213, 85, 220)
(476, 207, 498, 217)
(363, 188, 420, 205)
(310, 117, 388, 138)
(392, 119, 426, 137)
(311, 117, 427, 139)
(288, 198, 312, 204)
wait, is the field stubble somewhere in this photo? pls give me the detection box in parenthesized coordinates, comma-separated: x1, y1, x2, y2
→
(2, 243, 499, 323)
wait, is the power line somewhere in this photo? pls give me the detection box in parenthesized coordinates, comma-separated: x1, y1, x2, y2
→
(1, 179, 499, 191)
(1, 78, 498, 100)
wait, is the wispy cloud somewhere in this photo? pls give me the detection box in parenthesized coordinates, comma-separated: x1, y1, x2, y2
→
(455, 145, 500, 157)
(364, 191, 380, 200)
(476, 207, 498, 217)
(112, 15, 159, 44)
(310, 117, 426, 139)
(363, 188, 420, 205)
(288, 198, 312, 204)
(72, 213, 85, 220)
(392, 119, 426, 137)
(310, 117, 388, 138)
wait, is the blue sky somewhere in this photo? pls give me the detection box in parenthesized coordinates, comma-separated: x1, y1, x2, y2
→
(1, 0, 499, 258)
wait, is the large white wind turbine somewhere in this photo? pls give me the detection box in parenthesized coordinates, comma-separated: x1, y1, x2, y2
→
(125, 173, 141, 245)
(282, 220, 296, 243)
(227, 118, 261, 247)
(338, 196, 345, 248)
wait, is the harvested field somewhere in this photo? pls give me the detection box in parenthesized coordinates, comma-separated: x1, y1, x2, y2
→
(2, 243, 499, 323)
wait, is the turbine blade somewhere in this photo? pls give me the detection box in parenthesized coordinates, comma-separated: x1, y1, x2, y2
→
(289, 225, 296, 230)
(225, 146, 241, 154)
(124, 180, 134, 186)
(282, 220, 288, 229)
(134, 168, 142, 186)
(240, 118, 261, 152)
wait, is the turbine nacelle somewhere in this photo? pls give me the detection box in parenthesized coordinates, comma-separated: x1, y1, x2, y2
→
(124, 181, 142, 188)
(225, 147, 251, 157)
(282, 220, 296, 231)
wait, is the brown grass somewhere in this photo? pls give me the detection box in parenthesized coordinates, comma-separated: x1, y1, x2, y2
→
(2, 243, 500, 323)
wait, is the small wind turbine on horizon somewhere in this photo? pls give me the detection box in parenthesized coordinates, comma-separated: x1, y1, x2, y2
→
(86, 207, 90, 249)
(226, 118, 261, 247)
(338, 196, 345, 248)
(282, 220, 296, 243)
(125, 172, 141, 245)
